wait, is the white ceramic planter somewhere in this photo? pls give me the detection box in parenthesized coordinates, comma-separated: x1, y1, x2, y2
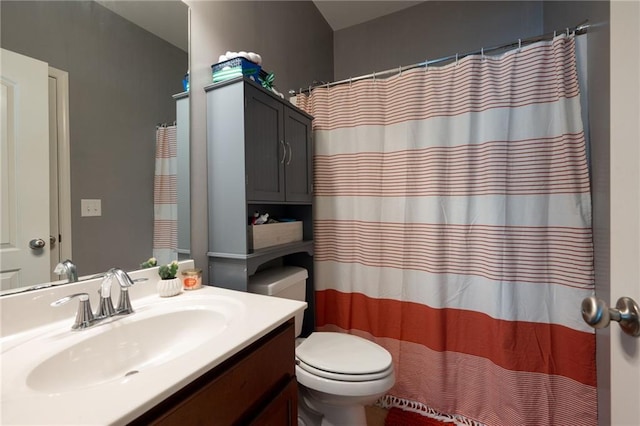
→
(157, 278, 182, 297)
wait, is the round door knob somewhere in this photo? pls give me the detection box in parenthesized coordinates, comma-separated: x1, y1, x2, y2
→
(582, 296, 640, 337)
(29, 238, 46, 250)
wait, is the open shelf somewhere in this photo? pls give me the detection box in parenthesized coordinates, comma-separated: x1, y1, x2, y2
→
(207, 240, 313, 277)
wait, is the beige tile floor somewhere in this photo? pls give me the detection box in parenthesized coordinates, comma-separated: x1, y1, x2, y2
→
(365, 405, 388, 426)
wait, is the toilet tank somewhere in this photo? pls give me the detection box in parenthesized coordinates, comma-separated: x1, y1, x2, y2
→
(247, 266, 308, 337)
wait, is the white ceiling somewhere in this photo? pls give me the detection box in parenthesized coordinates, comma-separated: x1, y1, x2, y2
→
(96, 1, 425, 53)
(312, 1, 424, 31)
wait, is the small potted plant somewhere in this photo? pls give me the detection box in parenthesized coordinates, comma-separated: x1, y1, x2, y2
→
(140, 257, 157, 269)
(141, 257, 181, 297)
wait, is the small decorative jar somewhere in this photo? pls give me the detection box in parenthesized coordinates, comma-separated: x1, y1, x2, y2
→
(181, 268, 202, 290)
(157, 277, 182, 297)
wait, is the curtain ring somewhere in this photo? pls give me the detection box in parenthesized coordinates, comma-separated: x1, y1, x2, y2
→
(398, 65, 402, 76)
(349, 77, 352, 88)
(566, 27, 570, 37)
(373, 71, 376, 83)
(424, 59, 428, 73)
(455, 53, 459, 66)
(553, 30, 557, 38)
(518, 38, 522, 52)
(481, 48, 485, 61)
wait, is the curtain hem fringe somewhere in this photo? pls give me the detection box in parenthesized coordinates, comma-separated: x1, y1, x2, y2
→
(378, 395, 485, 426)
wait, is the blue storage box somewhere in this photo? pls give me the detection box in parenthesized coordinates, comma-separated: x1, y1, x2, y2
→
(211, 57, 261, 83)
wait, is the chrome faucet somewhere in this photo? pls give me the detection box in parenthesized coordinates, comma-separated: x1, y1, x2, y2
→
(54, 259, 78, 283)
(96, 268, 137, 318)
(52, 267, 143, 330)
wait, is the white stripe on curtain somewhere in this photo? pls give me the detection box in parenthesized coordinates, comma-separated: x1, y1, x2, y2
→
(296, 34, 595, 425)
(153, 125, 178, 265)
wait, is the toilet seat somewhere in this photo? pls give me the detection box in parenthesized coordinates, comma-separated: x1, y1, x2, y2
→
(296, 358, 394, 381)
(295, 332, 393, 382)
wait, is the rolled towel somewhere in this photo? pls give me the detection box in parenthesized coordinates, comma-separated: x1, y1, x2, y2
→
(247, 52, 259, 63)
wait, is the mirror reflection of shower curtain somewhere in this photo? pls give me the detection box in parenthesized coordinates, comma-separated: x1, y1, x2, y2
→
(153, 125, 178, 265)
(576, 35, 590, 169)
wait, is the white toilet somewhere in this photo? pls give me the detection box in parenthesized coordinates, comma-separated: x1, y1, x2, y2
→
(248, 267, 395, 426)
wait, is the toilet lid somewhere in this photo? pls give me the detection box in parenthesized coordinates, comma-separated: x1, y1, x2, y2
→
(295, 332, 392, 377)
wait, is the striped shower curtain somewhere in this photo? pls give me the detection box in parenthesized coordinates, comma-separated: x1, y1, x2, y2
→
(296, 34, 596, 425)
(153, 125, 178, 265)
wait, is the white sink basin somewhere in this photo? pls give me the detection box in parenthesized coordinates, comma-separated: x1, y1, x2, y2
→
(26, 307, 228, 393)
(1, 275, 306, 426)
(3, 294, 244, 395)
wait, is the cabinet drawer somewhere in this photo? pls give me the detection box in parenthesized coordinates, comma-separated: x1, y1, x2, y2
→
(132, 321, 296, 426)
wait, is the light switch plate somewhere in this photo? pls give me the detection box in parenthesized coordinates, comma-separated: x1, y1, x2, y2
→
(81, 199, 101, 217)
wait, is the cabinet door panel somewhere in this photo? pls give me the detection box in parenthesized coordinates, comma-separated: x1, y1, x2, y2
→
(284, 108, 313, 203)
(133, 322, 296, 426)
(245, 85, 285, 202)
(248, 378, 297, 426)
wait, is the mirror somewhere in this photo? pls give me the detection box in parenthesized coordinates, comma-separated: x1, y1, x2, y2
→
(0, 1, 189, 293)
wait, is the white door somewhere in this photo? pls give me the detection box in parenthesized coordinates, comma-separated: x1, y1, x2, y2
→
(49, 75, 61, 281)
(0, 48, 50, 290)
(47, 67, 72, 282)
(610, 1, 640, 425)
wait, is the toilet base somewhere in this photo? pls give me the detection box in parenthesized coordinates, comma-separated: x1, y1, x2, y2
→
(297, 385, 369, 426)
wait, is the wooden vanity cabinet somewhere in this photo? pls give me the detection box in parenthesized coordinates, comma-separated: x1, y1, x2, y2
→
(129, 320, 297, 426)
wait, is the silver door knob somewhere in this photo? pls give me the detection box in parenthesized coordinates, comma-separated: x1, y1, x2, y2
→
(581, 296, 640, 337)
(29, 238, 46, 250)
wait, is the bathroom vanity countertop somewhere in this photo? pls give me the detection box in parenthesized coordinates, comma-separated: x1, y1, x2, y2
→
(0, 266, 307, 425)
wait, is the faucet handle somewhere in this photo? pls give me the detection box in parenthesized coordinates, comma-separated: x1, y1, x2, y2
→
(96, 274, 116, 319)
(113, 271, 146, 315)
(51, 293, 96, 330)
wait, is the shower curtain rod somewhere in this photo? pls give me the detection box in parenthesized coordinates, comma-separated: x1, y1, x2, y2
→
(290, 20, 590, 96)
(156, 121, 176, 128)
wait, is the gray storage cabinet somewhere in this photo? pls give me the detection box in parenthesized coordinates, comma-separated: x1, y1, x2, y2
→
(205, 77, 314, 297)
(245, 83, 313, 203)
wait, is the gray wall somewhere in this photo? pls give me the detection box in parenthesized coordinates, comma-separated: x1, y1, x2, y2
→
(543, 4, 611, 425)
(333, 1, 543, 80)
(186, 0, 334, 283)
(1, 1, 187, 275)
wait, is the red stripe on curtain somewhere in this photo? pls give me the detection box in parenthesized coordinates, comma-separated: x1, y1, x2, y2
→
(315, 220, 594, 289)
(315, 133, 590, 196)
(316, 289, 596, 386)
(154, 175, 177, 203)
